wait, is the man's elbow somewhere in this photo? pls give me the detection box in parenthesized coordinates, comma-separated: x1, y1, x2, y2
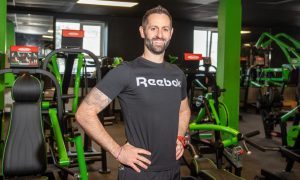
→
(75, 107, 86, 125)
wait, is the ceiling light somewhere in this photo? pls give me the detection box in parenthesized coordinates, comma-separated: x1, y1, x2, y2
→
(48, 29, 53, 33)
(241, 30, 251, 34)
(27, 22, 48, 26)
(42, 35, 53, 39)
(77, 0, 138, 7)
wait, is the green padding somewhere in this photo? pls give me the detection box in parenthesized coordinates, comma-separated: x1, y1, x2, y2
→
(287, 126, 300, 147)
(199, 133, 213, 139)
(192, 158, 245, 180)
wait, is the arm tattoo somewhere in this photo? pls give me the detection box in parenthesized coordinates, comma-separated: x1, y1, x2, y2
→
(84, 87, 112, 112)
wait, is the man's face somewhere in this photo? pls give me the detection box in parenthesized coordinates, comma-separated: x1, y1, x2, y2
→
(140, 13, 173, 55)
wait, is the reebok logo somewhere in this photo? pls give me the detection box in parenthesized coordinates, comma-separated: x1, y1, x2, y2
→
(136, 77, 181, 87)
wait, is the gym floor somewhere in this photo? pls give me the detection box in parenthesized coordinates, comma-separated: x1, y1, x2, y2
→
(72, 111, 300, 180)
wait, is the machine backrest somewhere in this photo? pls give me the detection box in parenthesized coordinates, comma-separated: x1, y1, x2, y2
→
(3, 74, 47, 177)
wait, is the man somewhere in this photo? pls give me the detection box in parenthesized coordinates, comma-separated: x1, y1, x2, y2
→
(76, 5, 191, 180)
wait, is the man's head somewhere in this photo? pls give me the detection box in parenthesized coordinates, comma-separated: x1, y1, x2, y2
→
(139, 5, 173, 55)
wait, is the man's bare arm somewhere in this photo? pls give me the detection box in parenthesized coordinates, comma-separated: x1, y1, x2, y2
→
(75, 87, 121, 157)
(176, 97, 191, 160)
(178, 97, 191, 136)
(75, 87, 151, 172)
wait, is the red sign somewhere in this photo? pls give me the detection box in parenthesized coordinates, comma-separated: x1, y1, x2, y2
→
(62, 30, 84, 38)
(10, 46, 39, 67)
(10, 46, 38, 53)
(184, 53, 203, 61)
(240, 56, 248, 61)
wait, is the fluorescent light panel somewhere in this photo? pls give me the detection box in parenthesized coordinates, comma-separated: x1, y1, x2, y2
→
(241, 30, 251, 34)
(77, 0, 138, 7)
(42, 35, 53, 39)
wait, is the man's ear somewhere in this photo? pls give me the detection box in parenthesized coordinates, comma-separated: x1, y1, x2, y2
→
(170, 27, 174, 38)
(139, 26, 145, 39)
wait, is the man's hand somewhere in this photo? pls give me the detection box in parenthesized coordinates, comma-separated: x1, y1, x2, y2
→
(117, 143, 152, 173)
(176, 139, 184, 160)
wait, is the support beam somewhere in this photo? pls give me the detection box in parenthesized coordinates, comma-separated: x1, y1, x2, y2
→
(0, 0, 7, 110)
(217, 0, 242, 130)
(0, 0, 7, 157)
(5, 21, 15, 87)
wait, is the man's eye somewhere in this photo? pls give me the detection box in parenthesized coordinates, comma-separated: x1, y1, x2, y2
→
(150, 27, 157, 31)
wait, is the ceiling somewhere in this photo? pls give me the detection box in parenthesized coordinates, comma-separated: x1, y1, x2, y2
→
(6, 0, 300, 36)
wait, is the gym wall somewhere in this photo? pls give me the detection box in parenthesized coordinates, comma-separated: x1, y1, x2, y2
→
(107, 16, 194, 61)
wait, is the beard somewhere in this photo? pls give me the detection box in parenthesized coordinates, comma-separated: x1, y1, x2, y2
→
(144, 35, 170, 55)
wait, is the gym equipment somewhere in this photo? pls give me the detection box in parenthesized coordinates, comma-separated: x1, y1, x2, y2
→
(0, 46, 89, 179)
(185, 70, 257, 179)
(3, 73, 47, 177)
(280, 105, 300, 147)
(242, 32, 300, 112)
(242, 59, 291, 112)
(44, 49, 100, 113)
(245, 65, 290, 141)
(257, 146, 300, 180)
(0, 68, 88, 179)
(243, 33, 300, 145)
(111, 57, 124, 68)
(247, 107, 300, 180)
(255, 32, 300, 67)
(188, 57, 216, 110)
(240, 103, 300, 179)
(167, 54, 178, 64)
(185, 131, 258, 180)
(42, 48, 110, 173)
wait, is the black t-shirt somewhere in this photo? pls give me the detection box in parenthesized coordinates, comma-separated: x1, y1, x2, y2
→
(96, 57, 187, 171)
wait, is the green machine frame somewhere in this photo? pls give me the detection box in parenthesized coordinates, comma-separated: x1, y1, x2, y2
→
(47, 53, 85, 113)
(43, 48, 110, 174)
(256, 32, 300, 67)
(243, 32, 300, 111)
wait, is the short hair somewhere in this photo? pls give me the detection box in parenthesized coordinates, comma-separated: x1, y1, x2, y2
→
(142, 5, 173, 28)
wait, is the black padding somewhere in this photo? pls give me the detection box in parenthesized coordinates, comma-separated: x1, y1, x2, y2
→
(12, 75, 41, 102)
(191, 158, 244, 180)
(200, 169, 244, 180)
(3, 75, 46, 177)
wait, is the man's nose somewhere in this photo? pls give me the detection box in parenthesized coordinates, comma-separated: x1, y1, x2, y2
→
(156, 29, 163, 38)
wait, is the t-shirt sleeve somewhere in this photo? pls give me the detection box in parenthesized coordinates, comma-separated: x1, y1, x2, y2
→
(181, 72, 187, 100)
(95, 63, 130, 100)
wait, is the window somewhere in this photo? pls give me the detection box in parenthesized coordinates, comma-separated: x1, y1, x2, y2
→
(83, 25, 101, 56)
(55, 22, 80, 49)
(193, 27, 218, 70)
(55, 20, 107, 75)
(55, 20, 106, 56)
